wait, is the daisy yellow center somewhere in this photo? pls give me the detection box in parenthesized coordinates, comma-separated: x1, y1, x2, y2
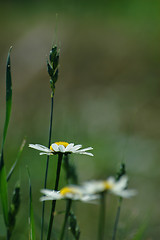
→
(103, 181, 113, 190)
(50, 141, 69, 151)
(60, 187, 76, 196)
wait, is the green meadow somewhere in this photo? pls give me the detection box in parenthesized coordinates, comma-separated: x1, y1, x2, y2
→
(0, 1, 160, 239)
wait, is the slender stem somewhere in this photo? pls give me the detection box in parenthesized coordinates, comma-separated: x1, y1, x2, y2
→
(112, 198, 122, 240)
(98, 192, 106, 240)
(59, 199, 72, 240)
(47, 153, 63, 240)
(41, 95, 54, 240)
(64, 154, 69, 184)
(7, 229, 10, 240)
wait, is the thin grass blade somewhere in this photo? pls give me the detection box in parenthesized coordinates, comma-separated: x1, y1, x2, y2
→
(132, 219, 148, 240)
(0, 161, 9, 226)
(8, 182, 21, 239)
(27, 168, 36, 240)
(69, 211, 80, 240)
(0, 47, 12, 227)
(7, 138, 26, 182)
(1, 47, 12, 152)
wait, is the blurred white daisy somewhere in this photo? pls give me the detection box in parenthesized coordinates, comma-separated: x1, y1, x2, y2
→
(83, 176, 137, 198)
(40, 186, 98, 203)
(29, 141, 93, 156)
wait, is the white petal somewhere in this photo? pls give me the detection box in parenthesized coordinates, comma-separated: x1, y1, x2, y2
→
(71, 145, 82, 151)
(81, 194, 100, 203)
(40, 189, 62, 200)
(65, 193, 80, 200)
(51, 143, 59, 152)
(76, 151, 94, 156)
(106, 177, 115, 185)
(111, 189, 137, 198)
(59, 145, 65, 153)
(40, 189, 55, 196)
(29, 144, 52, 153)
(40, 196, 56, 201)
(112, 176, 128, 192)
(83, 181, 105, 194)
(83, 152, 94, 156)
(65, 143, 74, 152)
(40, 152, 53, 155)
(80, 147, 93, 152)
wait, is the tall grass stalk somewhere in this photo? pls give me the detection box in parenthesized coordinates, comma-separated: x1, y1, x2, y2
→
(41, 45, 59, 240)
(47, 153, 63, 240)
(41, 95, 54, 240)
(98, 192, 106, 240)
(112, 163, 125, 240)
(59, 199, 72, 240)
(112, 198, 122, 240)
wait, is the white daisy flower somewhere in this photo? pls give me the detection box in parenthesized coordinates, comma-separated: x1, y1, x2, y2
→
(83, 176, 137, 198)
(40, 186, 99, 203)
(29, 141, 93, 156)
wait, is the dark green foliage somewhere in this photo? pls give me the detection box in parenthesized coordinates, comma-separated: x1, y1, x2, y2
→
(63, 154, 78, 184)
(69, 211, 80, 240)
(1, 47, 12, 155)
(47, 62, 53, 77)
(0, 165, 9, 226)
(116, 163, 126, 181)
(49, 46, 57, 63)
(8, 183, 20, 238)
(0, 47, 12, 228)
(0, 48, 24, 239)
(47, 45, 60, 95)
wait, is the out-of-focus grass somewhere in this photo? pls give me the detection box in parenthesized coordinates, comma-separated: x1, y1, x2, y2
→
(0, 1, 160, 239)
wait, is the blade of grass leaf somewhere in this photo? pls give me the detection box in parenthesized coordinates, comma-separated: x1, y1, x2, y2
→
(1, 47, 12, 153)
(0, 161, 9, 226)
(7, 139, 26, 182)
(8, 182, 21, 239)
(69, 211, 80, 240)
(27, 168, 36, 240)
(132, 219, 148, 240)
(0, 47, 12, 228)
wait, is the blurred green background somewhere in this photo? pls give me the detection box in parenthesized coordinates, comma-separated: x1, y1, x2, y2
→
(1, 0, 160, 239)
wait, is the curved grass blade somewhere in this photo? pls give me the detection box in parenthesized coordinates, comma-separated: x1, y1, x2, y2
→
(69, 211, 80, 240)
(27, 168, 36, 240)
(0, 47, 12, 227)
(132, 219, 148, 240)
(1, 46, 12, 153)
(8, 182, 20, 239)
(7, 138, 26, 182)
(0, 161, 9, 226)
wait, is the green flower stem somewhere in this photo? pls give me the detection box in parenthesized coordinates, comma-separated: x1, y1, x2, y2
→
(98, 192, 106, 240)
(47, 153, 63, 240)
(41, 95, 54, 240)
(63, 154, 70, 184)
(59, 199, 72, 240)
(112, 197, 122, 240)
(7, 229, 11, 240)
